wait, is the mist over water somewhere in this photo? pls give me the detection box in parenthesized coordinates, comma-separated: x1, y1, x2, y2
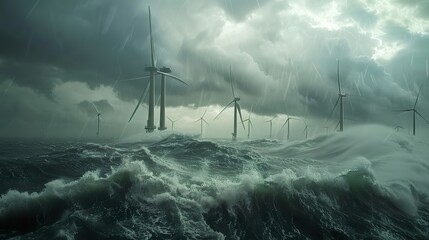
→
(0, 124, 428, 239)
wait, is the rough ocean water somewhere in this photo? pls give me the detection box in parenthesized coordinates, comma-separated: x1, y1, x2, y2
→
(0, 124, 428, 240)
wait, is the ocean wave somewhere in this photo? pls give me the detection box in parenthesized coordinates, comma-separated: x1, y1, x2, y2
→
(1, 124, 429, 239)
(1, 156, 427, 239)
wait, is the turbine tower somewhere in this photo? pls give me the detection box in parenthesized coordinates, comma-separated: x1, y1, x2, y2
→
(158, 66, 188, 131)
(264, 116, 277, 139)
(91, 102, 101, 137)
(396, 84, 429, 135)
(243, 107, 254, 139)
(167, 117, 179, 130)
(281, 116, 298, 140)
(128, 6, 188, 132)
(195, 108, 209, 138)
(330, 59, 347, 131)
(214, 66, 245, 141)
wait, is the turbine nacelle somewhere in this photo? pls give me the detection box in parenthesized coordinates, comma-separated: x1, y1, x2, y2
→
(159, 66, 172, 73)
(145, 66, 158, 72)
(234, 97, 240, 101)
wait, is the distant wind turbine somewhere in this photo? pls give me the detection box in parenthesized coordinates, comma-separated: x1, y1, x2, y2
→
(195, 108, 209, 138)
(395, 84, 429, 135)
(394, 125, 403, 132)
(243, 107, 255, 138)
(330, 59, 347, 131)
(167, 117, 180, 130)
(281, 116, 298, 140)
(91, 102, 101, 137)
(264, 116, 277, 139)
(302, 120, 309, 139)
(128, 6, 188, 132)
(214, 66, 245, 140)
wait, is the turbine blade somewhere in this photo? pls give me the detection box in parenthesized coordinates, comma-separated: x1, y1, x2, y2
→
(128, 81, 150, 122)
(167, 116, 173, 122)
(414, 83, 424, 109)
(158, 71, 189, 86)
(250, 120, 255, 131)
(394, 109, 413, 112)
(416, 111, 429, 124)
(335, 120, 340, 130)
(230, 65, 235, 97)
(202, 118, 209, 125)
(337, 59, 341, 93)
(347, 93, 362, 97)
(148, 6, 155, 67)
(249, 105, 253, 119)
(202, 107, 208, 118)
(237, 102, 245, 130)
(302, 119, 307, 126)
(214, 100, 234, 119)
(328, 96, 341, 119)
(120, 75, 151, 81)
(91, 102, 99, 114)
(194, 119, 201, 123)
(281, 119, 289, 129)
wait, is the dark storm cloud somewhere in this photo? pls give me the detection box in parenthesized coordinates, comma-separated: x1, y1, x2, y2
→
(0, 59, 62, 96)
(1, 0, 428, 138)
(0, 86, 81, 137)
(78, 99, 114, 117)
(0, 0, 149, 95)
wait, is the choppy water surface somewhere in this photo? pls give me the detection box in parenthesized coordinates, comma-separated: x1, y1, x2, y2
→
(0, 125, 428, 239)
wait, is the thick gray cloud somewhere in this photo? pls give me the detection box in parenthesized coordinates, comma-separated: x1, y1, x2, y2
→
(78, 99, 114, 117)
(1, 0, 428, 138)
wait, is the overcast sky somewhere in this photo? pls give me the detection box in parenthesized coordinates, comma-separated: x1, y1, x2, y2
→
(1, 0, 429, 140)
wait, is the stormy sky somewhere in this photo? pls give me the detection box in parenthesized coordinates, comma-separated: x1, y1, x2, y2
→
(1, 0, 428, 139)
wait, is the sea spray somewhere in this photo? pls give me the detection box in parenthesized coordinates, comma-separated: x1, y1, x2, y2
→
(0, 124, 428, 239)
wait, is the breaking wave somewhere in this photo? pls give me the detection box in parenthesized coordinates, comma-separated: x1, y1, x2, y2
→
(0, 124, 428, 239)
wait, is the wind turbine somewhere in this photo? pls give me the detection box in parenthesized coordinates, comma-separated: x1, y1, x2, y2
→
(302, 120, 309, 139)
(167, 117, 180, 130)
(395, 84, 429, 135)
(214, 66, 245, 140)
(394, 125, 403, 132)
(195, 108, 209, 138)
(128, 6, 188, 132)
(91, 102, 101, 137)
(264, 116, 277, 139)
(243, 107, 255, 139)
(281, 116, 298, 140)
(330, 59, 347, 132)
